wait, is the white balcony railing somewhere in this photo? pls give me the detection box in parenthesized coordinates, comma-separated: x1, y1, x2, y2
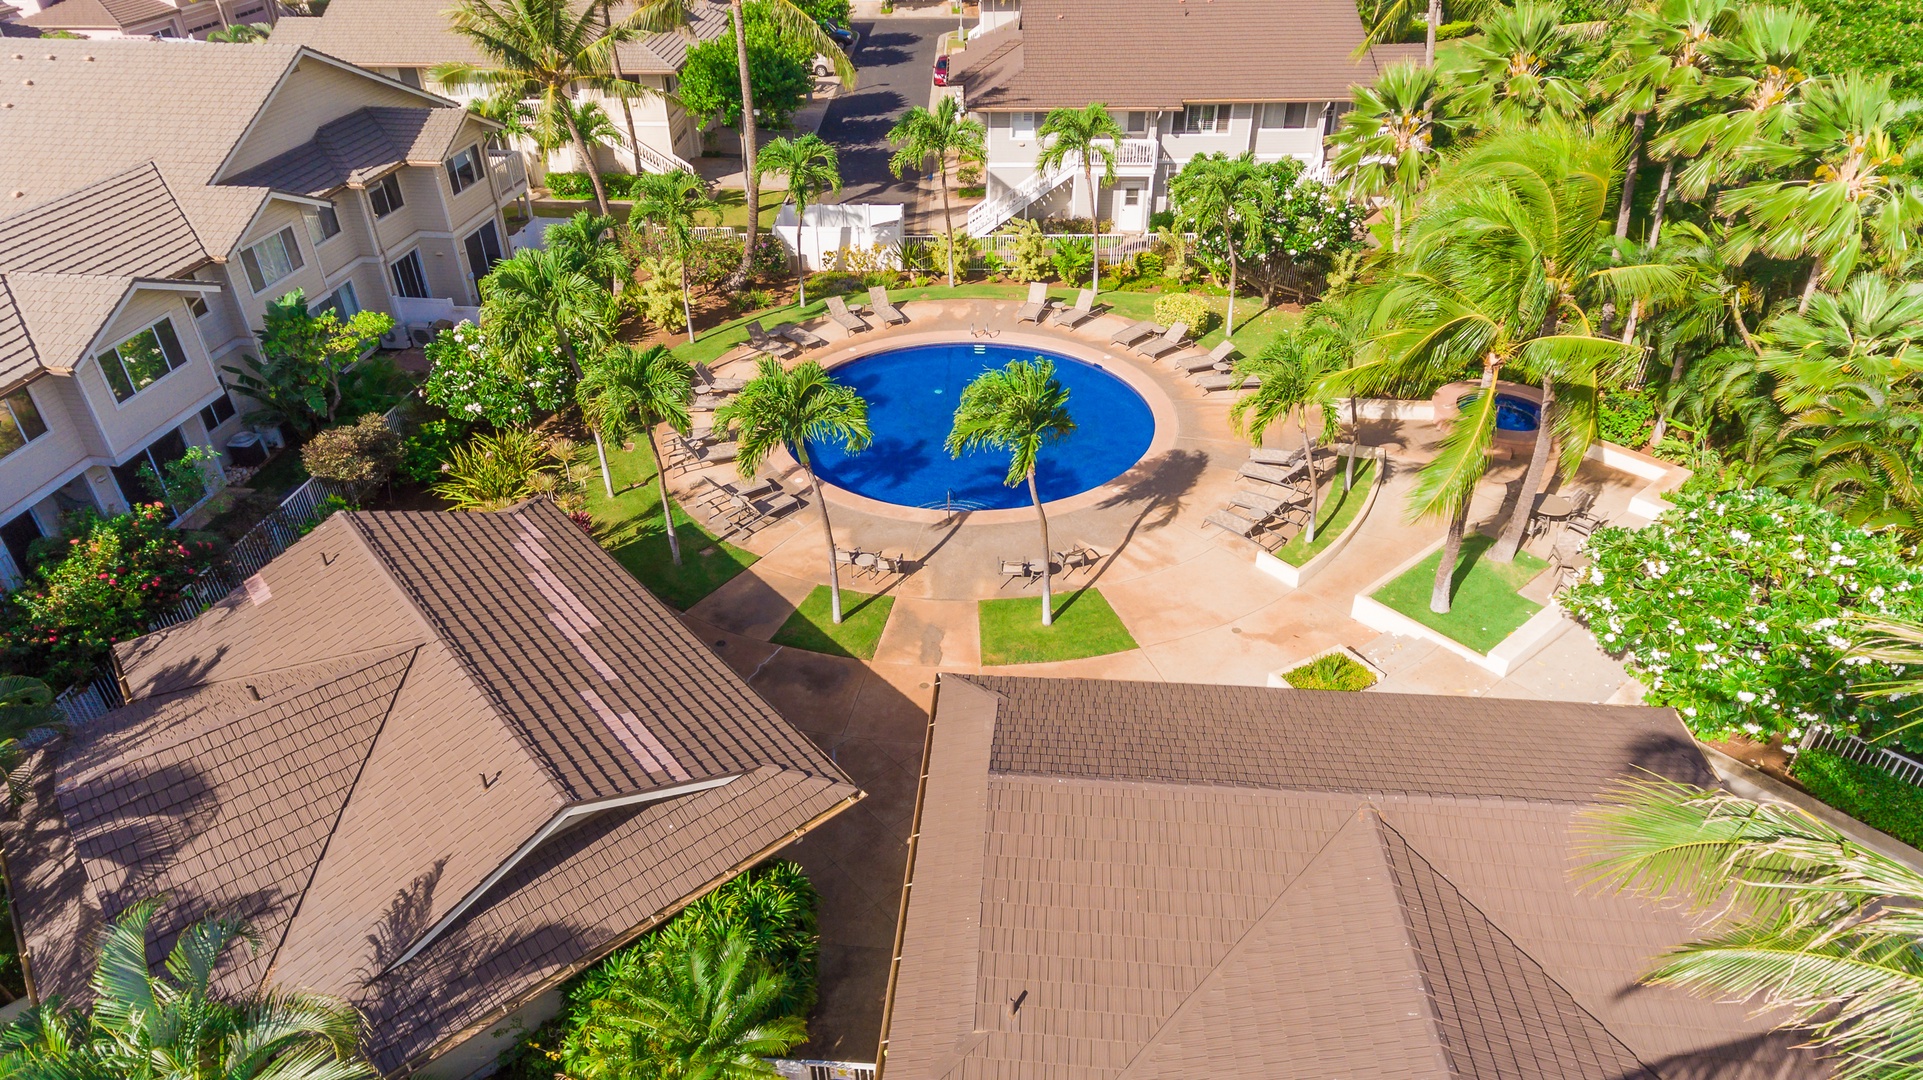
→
(488, 149, 528, 194)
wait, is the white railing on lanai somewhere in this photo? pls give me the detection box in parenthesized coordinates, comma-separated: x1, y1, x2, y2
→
(967, 160, 1074, 236)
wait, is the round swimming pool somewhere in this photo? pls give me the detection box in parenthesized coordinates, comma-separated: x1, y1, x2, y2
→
(808, 342, 1155, 511)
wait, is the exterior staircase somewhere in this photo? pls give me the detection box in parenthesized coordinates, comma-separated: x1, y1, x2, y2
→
(966, 161, 1074, 237)
(628, 137, 697, 176)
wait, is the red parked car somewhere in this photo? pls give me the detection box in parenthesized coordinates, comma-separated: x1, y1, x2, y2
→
(933, 54, 950, 86)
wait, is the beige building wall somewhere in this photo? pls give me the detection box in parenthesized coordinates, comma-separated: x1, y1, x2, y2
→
(222, 55, 433, 177)
(74, 290, 224, 463)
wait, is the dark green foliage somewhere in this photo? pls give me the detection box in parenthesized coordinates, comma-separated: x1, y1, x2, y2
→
(547, 172, 648, 200)
(1796, 0, 1923, 95)
(678, 4, 815, 131)
(1792, 747, 1923, 849)
(399, 419, 465, 485)
(1050, 237, 1093, 285)
(223, 290, 395, 438)
(802, 271, 863, 297)
(1598, 389, 1656, 447)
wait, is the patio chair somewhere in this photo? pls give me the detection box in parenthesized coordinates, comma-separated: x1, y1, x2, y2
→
(1051, 288, 1099, 328)
(1172, 341, 1237, 373)
(1015, 281, 1050, 323)
(674, 441, 739, 473)
(1229, 488, 1307, 518)
(869, 286, 909, 324)
(1133, 322, 1189, 359)
(1196, 371, 1260, 394)
(1055, 543, 1101, 573)
(690, 392, 730, 413)
(700, 475, 779, 507)
(826, 294, 871, 333)
(1110, 320, 1160, 346)
(870, 551, 908, 576)
(1238, 460, 1308, 489)
(1204, 510, 1262, 538)
(746, 321, 799, 358)
(1247, 447, 1303, 468)
(999, 558, 1041, 585)
(776, 322, 829, 349)
(693, 362, 747, 393)
(727, 491, 801, 535)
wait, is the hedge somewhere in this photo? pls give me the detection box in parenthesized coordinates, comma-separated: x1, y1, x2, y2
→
(1792, 747, 1923, 850)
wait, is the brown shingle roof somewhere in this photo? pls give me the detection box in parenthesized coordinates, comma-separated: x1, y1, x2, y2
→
(226, 105, 474, 196)
(884, 676, 1821, 1080)
(269, 0, 734, 76)
(21, 0, 172, 30)
(953, 0, 1400, 110)
(4, 500, 860, 1076)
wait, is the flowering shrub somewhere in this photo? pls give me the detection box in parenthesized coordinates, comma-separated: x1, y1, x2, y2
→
(423, 321, 573, 429)
(1562, 489, 1923, 744)
(1, 505, 218, 686)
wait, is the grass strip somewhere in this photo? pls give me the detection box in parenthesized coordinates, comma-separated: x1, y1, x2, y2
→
(978, 587, 1138, 665)
(771, 586, 894, 660)
(1792, 747, 1923, 849)
(581, 443, 756, 610)
(1273, 458, 1377, 567)
(1371, 533, 1546, 653)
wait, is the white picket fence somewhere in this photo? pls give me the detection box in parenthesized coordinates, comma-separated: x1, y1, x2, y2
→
(1798, 724, 1923, 788)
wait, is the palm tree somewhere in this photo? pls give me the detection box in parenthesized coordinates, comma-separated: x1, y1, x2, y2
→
(1721, 72, 1923, 311)
(534, 98, 626, 195)
(1580, 776, 1923, 1080)
(754, 135, 841, 307)
(1327, 61, 1457, 253)
(0, 676, 59, 805)
(632, 170, 718, 344)
(632, 0, 853, 288)
(1443, 3, 1590, 127)
(1657, 3, 1817, 202)
(578, 344, 695, 564)
(887, 97, 986, 288)
(545, 210, 629, 293)
(482, 247, 620, 494)
(467, 89, 535, 142)
(0, 900, 373, 1080)
(1353, 0, 1497, 67)
(1035, 104, 1123, 293)
(566, 933, 804, 1080)
(1229, 330, 1344, 544)
(714, 361, 870, 623)
(1168, 152, 1263, 338)
(205, 21, 270, 42)
(437, 0, 657, 216)
(947, 359, 1075, 627)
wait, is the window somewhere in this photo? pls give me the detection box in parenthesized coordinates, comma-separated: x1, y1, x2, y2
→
(464, 221, 504, 282)
(369, 173, 405, 217)
(187, 294, 209, 319)
(1010, 111, 1036, 140)
(304, 202, 341, 246)
(0, 513, 43, 579)
(239, 226, 304, 293)
(0, 387, 47, 460)
(199, 388, 236, 431)
(97, 318, 190, 403)
(310, 281, 361, 318)
(109, 427, 190, 513)
(1182, 104, 1221, 133)
(1122, 186, 1141, 208)
(396, 67, 423, 89)
(390, 250, 430, 299)
(445, 145, 483, 194)
(1260, 102, 1316, 129)
(187, 20, 218, 33)
(1125, 111, 1147, 135)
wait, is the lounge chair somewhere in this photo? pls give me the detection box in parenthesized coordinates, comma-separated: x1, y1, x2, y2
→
(674, 441, 739, 473)
(1238, 460, 1308, 488)
(1050, 288, 1098, 328)
(1015, 282, 1049, 323)
(999, 558, 1041, 585)
(1196, 371, 1260, 394)
(693, 362, 747, 393)
(1248, 447, 1303, 467)
(699, 475, 779, 507)
(1172, 341, 1237, 372)
(1110, 320, 1160, 346)
(776, 322, 829, 349)
(1204, 510, 1262, 538)
(826, 295, 871, 333)
(689, 392, 729, 412)
(746, 321, 798, 358)
(869, 286, 909, 324)
(1133, 322, 1189, 359)
(1229, 488, 1305, 516)
(726, 491, 801, 535)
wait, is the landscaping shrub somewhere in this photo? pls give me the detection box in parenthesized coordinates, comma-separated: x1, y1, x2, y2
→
(1153, 292, 1216, 336)
(1036, 216, 1110, 235)
(632, 256, 688, 332)
(399, 418, 464, 485)
(1791, 747, 1923, 849)
(1561, 489, 1923, 745)
(137, 445, 217, 513)
(1135, 251, 1165, 278)
(729, 288, 776, 314)
(545, 171, 646, 200)
(0, 505, 219, 686)
(424, 321, 574, 429)
(1282, 651, 1376, 691)
(1050, 237, 1093, 285)
(1148, 209, 1175, 231)
(1598, 389, 1656, 448)
(301, 414, 403, 490)
(803, 270, 863, 297)
(432, 430, 554, 511)
(1001, 219, 1050, 282)
(684, 231, 745, 293)
(223, 290, 395, 437)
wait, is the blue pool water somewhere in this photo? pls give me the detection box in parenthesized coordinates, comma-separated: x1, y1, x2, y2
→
(808, 343, 1155, 510)
(1458, 392, 1542, 432)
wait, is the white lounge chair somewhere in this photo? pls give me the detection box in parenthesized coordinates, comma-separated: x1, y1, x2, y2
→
(1197, 371, 1260, 394)
(1110, 320, 1160, 346)
(1172, 341, 1237, 372)
(746, 321, 798, 358)
(1015, 281, 1049, 323)
(826, 294, 870, 333)
(776, 322, 829, 349)
(869, 286, 908, 324)
(1134, 322, 1189, 359)
(1050, 288, 1098, 328)
(693, 362, 746, 393)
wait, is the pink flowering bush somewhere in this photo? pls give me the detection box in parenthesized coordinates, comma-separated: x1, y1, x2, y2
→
(1, 505, 218, 686)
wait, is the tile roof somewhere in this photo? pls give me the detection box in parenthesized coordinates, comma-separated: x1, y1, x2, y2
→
(226, 105, 473, 196)
(884, 676, 1822, 1080)
(270, 0, 734, 76)
(21, 0, 172, 30)
(952, 0, 1404, 110)
(4, 500, 859, 1076)
(0, 162, 211, 391)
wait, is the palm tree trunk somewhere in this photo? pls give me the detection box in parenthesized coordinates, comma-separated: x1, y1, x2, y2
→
(1087, 166, 1100, 294)
(794, 196, 808, 306)
(646, 425, 681, 564)
(1491, 375, 1555, 563)
(1225, 243, 1238, 338)
(1799, 263, 1824, 313)
(1431, 498, 1469, 614)
(1346, 396, 1359, 487)
(681, 258, 697, 344)
(593, 428, 614, 498)
(1298, 408, 1319, 544)
(565, 107, 612, 216)
(603, 2, 645, 179)
(731, 0, 761, 288)
(804, 461, 844, 622)
(1028, 470, 1054, 626)
(1616, 112, 1646, 240)
(1424, 0, 1439, 67)
(1646, 157, 1673, 249)
(940, 160, 957, 287)
(1650, 351, 1686, 447)
(561, 335, 616, 497)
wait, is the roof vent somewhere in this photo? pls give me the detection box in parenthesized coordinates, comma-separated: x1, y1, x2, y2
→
(20, 79, 31, 86)
(8, 192, 21, 199)
(1009, 990, 1028, 1016)
(83, 56, 95, 62)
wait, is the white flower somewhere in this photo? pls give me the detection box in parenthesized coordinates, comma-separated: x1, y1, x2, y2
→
(1684, 707, 1698, 717)
(1737, 691, 1756, 703)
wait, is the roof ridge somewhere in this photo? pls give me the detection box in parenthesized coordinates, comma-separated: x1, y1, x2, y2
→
(1374, 814, 1661, 1080)
(1111, 809, 1381, 1080)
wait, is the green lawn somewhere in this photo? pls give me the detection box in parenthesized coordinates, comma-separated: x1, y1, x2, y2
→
(1791, 747, 1923, 849)
(770, 586, 894, 659)
(1371, 534, 1547, 653)
(1272, 458, 1377, 567)
(582, 442, 757, 610)
(1093, 290, 1298, 358)
(978, 587, 1138, 665)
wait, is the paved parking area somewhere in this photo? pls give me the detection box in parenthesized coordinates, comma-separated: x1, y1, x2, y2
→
(817, 18, 949, 208)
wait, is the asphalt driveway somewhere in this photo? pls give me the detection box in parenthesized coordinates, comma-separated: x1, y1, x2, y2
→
(819, 18, 951, 206)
